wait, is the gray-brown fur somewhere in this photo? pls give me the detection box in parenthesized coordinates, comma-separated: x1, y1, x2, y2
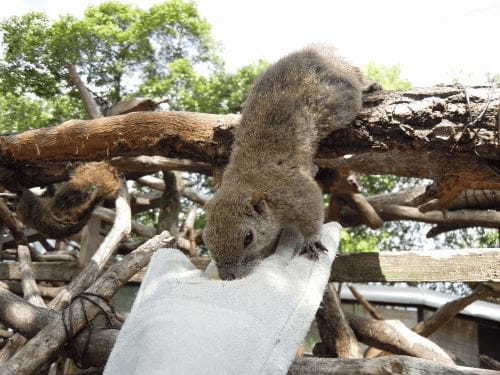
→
(16, 162, 120, 239)
(203, 46, 364, 279)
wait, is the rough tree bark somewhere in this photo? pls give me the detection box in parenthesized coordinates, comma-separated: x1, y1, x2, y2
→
(0, 86, 498, 184)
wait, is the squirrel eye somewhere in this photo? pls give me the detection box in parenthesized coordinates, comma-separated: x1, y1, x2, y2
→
(243, 231, 253, 248)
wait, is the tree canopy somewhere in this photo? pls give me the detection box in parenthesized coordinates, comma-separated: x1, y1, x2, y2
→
(0, 0, 265, 132)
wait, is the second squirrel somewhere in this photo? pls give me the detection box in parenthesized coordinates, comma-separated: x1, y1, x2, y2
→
(203, 45, 366, 280)
(17, 162, 121, 239)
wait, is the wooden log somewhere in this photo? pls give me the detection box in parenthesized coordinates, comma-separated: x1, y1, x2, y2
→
(287, 356, 500, 375)
(0, 111, 239, 164)
(316, 284, 362, 358)
(0, 86, 498, 186)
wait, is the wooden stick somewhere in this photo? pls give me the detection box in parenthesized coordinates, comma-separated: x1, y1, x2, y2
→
(111, 155, 212, 175)
(137, 175, 209, 206)
(48, 184, 131, 310)
(0, 199, 26, 246)
(92, 206, 155, 238)
(0, 244, 46, 363)
(348, 285, 383, 320)
(316, 284, 362, 358)
(346, 313, 454, 365)
(17, 245, 45, 308)
(413, 284, 498, 337)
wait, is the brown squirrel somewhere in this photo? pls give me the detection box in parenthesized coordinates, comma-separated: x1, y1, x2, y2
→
(16, 162, 121, 239)
(203, 45, 366, 280)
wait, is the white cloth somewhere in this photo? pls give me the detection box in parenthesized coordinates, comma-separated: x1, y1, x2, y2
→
(104, 222, 340, 375)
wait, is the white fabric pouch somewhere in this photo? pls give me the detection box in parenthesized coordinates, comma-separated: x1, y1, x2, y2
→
(104, 222, 340, 375)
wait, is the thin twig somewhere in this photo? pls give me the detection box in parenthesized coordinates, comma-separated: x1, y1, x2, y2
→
(348, 285, 383, 320)
(0, 199, 26, 245)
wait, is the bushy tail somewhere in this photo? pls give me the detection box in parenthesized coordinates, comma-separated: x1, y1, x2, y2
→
(16, 162, 121, 239)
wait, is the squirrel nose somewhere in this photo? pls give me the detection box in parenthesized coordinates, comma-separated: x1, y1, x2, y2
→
(219, 268, 236, 280)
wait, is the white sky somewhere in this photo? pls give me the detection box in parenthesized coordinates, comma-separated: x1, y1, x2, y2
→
(2, 0, 499, 86)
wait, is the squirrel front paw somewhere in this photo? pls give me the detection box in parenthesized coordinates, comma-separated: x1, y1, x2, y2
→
(299, 240, 328, 260)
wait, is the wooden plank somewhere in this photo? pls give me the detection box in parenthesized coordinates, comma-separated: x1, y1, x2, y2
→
(185, 249, 500, 282)
(330, 249, 500, 282)
(2, 248, 499, 283)
(0, 262, 77, 281)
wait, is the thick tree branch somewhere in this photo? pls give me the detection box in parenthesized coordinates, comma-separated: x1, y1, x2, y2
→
(0, 111, 239, 165)
(0, 86, 498, 183)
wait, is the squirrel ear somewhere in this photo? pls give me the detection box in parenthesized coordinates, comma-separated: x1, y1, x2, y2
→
(250, 192, 267, 215)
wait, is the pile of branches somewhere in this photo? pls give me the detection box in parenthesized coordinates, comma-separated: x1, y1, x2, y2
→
(0, 79, 499, 373)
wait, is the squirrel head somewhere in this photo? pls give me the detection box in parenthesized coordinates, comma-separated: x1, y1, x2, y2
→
(203, 190, 281, 280)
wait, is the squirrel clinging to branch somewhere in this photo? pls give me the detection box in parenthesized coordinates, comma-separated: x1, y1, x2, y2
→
(16, 162, 121, 239)
(203, 45, 367, 280)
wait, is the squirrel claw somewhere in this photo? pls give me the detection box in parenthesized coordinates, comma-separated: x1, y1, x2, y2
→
(300, 241, 327, 260)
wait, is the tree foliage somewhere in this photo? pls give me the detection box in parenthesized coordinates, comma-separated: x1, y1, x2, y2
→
(363, 61, 412, 90)
(139, 58, 268, 114)
(0, 1, 214, 103)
